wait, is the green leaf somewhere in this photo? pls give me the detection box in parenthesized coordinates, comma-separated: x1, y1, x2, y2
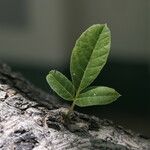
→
(46, 70, 75, 101)
(70, 24, 111, 92)
(75, 86, 120, 107)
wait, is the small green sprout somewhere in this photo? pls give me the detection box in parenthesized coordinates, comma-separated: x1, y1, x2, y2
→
(46, 24, 121, 114)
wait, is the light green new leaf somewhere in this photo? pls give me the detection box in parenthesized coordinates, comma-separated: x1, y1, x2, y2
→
(46, 70, 75, 101)
(70, 24, 111, 92)
(75, 86, 120, 107)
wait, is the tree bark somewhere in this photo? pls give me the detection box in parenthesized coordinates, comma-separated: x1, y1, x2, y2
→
(0, 62, 149, 150)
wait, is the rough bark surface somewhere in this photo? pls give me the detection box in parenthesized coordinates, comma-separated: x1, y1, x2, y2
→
(0, 62, 150, 150)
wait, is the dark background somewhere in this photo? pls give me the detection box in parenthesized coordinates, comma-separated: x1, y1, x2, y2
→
(0, 0, 149, 136)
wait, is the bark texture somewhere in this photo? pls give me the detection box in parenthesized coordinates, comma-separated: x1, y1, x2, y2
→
(0, 62, 150, 150)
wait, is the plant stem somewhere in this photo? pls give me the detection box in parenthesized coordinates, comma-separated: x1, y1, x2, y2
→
(67, 90, 79, 115)
(69, 100, 76, 113)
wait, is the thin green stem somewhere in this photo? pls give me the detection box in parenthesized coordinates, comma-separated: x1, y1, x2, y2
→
(67, 90, 80, 115)
(69, 100, 76, 113)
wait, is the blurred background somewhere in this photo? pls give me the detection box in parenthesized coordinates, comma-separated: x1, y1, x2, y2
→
(0, 0, 149, 136)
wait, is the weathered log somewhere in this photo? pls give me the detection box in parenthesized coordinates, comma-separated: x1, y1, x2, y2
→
(0, 62, 149, 150)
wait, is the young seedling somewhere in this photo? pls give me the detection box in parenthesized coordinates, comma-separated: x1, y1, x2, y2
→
(46, 24, 121, 115)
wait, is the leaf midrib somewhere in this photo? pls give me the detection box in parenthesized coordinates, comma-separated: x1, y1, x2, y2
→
(78, 94, 117, 98)
(77, 25, 105, 92)
(50, 74, 74, 99)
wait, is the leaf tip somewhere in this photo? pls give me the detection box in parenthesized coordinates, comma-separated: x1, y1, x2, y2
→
(115, 91, 121, 101)
(117, 91, 121, 97)
(104, 23, 107, 26)
(46, 70, 56, 83)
